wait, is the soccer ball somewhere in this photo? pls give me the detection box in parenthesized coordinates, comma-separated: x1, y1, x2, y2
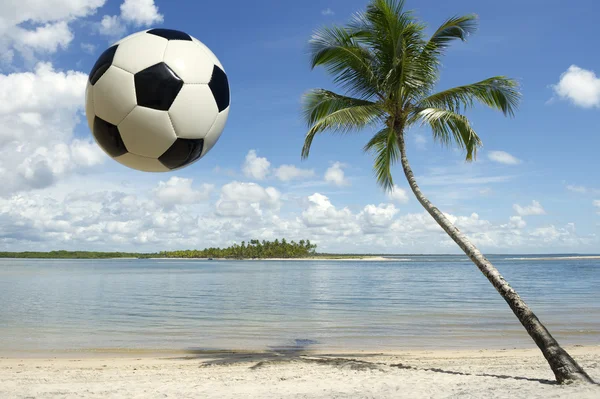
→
(85, 28, 230, 172)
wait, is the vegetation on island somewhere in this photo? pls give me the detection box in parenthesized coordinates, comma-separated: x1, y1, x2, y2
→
(0, 250, 146, 259)
(0, 239, 318, 259)
(158, 239, 317, 259)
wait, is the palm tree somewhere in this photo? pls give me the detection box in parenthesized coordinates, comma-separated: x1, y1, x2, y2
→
(301, 0, 594, 385)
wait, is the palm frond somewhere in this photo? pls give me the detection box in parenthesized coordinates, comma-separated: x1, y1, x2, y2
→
(360, 0, 425, 98)
(405, 14, 478, 100)
(418, 77, 521, 116)
(414, 108, 482, 161)
(363, 126, 400, 190)
(426, 15, 478, 51)
(309, 26, 380, 99)
(302, 89, 384, 159)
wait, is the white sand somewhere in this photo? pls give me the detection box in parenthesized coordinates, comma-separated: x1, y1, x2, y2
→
(1, 346, 599, 398)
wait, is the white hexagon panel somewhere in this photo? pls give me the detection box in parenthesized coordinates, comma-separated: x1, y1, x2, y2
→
(112, 33, 168, 74)
(168, 85, 219, 139)
(92, 66, 137, 125)
(118, 107, 177, 158)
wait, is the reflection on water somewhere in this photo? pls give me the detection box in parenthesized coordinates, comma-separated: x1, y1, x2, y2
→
(0, 256, 598, 353)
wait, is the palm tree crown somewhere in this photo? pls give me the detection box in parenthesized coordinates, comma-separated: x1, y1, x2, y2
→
(301, 0, 520, 190)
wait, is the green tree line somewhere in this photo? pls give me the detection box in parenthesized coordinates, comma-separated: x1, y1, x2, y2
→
(0, 239, 317, 259)
(159, 239, 317, 259)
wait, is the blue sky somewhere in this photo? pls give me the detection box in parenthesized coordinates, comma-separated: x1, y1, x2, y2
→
(0, 0, 598, 254)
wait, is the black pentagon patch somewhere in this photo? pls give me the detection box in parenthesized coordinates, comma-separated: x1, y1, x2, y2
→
(93, 117, 128, 157)
(134, 62, 183, 111)
(89, 45, 118, 85)
(147, 28, 192, 41)
(209, 65, 230, 112)
(159, 138, 204, 169)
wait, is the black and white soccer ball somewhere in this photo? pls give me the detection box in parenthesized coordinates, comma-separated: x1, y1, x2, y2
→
(85, 28, 230, 172)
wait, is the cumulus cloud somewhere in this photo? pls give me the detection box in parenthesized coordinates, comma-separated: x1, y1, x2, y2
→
(98, 0, 163, 38)
(321, 8, 335, 16)
(153, 177, 214, 208)
(98, 15, 126, 37)
(487, 151, 521, 165)
(120, 0, 164, 26)
(324, 162, 349, 186)
(216, 181, 281, 218)
(11, 21, 73, 53)
(242, 150, 271, 180)
(0, 0, 105, 60)
(508, 216, 526, 229)
(359, 204, 399, 233)
(301, 193, 354, 228)
(274, 164, 315, 182)
(551, 65, 600, 108)
(0, 181, 596, 253)
(0, 63, 105, 195)
(388, 185, 409, 203)
(513, 200, 546, 216)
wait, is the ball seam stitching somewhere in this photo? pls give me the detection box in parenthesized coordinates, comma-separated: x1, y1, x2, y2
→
(116, 105, 137, 127)
(111, 64, 135, 75)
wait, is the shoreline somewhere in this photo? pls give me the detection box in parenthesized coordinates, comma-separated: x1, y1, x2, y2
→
(2, 345, 598, 398)
(2, 255, 599, 261)
(1, 344, 598, 360)
(147, 256, 402, 261)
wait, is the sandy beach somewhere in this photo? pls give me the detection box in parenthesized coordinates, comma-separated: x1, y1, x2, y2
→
(1, 346, 599, 398)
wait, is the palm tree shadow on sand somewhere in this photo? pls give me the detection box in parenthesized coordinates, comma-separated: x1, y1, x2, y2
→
(171, 338, 556, 385)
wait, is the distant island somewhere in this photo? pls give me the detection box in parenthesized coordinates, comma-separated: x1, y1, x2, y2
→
(0, 239, 381, 260)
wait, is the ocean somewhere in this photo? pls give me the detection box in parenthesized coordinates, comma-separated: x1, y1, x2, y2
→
(0, 255, 598, 355)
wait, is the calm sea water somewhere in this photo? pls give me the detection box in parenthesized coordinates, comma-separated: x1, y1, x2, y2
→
(0, 255, 598, 354)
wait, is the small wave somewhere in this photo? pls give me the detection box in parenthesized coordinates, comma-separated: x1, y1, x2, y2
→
(504, 256, 600, 261)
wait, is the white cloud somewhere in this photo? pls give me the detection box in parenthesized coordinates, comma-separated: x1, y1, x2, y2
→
(487, 151, 521, 165)
(324, 162, 349, 186)
(11, 21, 73, 53)
(594, 200, 600, 215)
(0, 62, 103, 195)
(273, 164, 315, 182)
(388, 185, 409, 203)
(359, 204, 399, 233)
(566, 184, 587, 194)
(153, 177, 214, 208)
(0, 0, 106, 61)
(301, 193, 354, 229)
(98, 0, 163, 38)
(0, 181, 596, 253)
(513, 200, 546, 216)
(551, 65, 600, 108)
(98, 15, 126, 37)
(242, 150, 271, 180)
(216, 181, 280, 218)
(120, 0, 164, 26)
(508, 216, 526, 229)
(321, 8, 335, 16)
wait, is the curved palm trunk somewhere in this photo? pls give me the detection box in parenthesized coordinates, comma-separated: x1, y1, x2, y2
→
(396, 132, 594, 385)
